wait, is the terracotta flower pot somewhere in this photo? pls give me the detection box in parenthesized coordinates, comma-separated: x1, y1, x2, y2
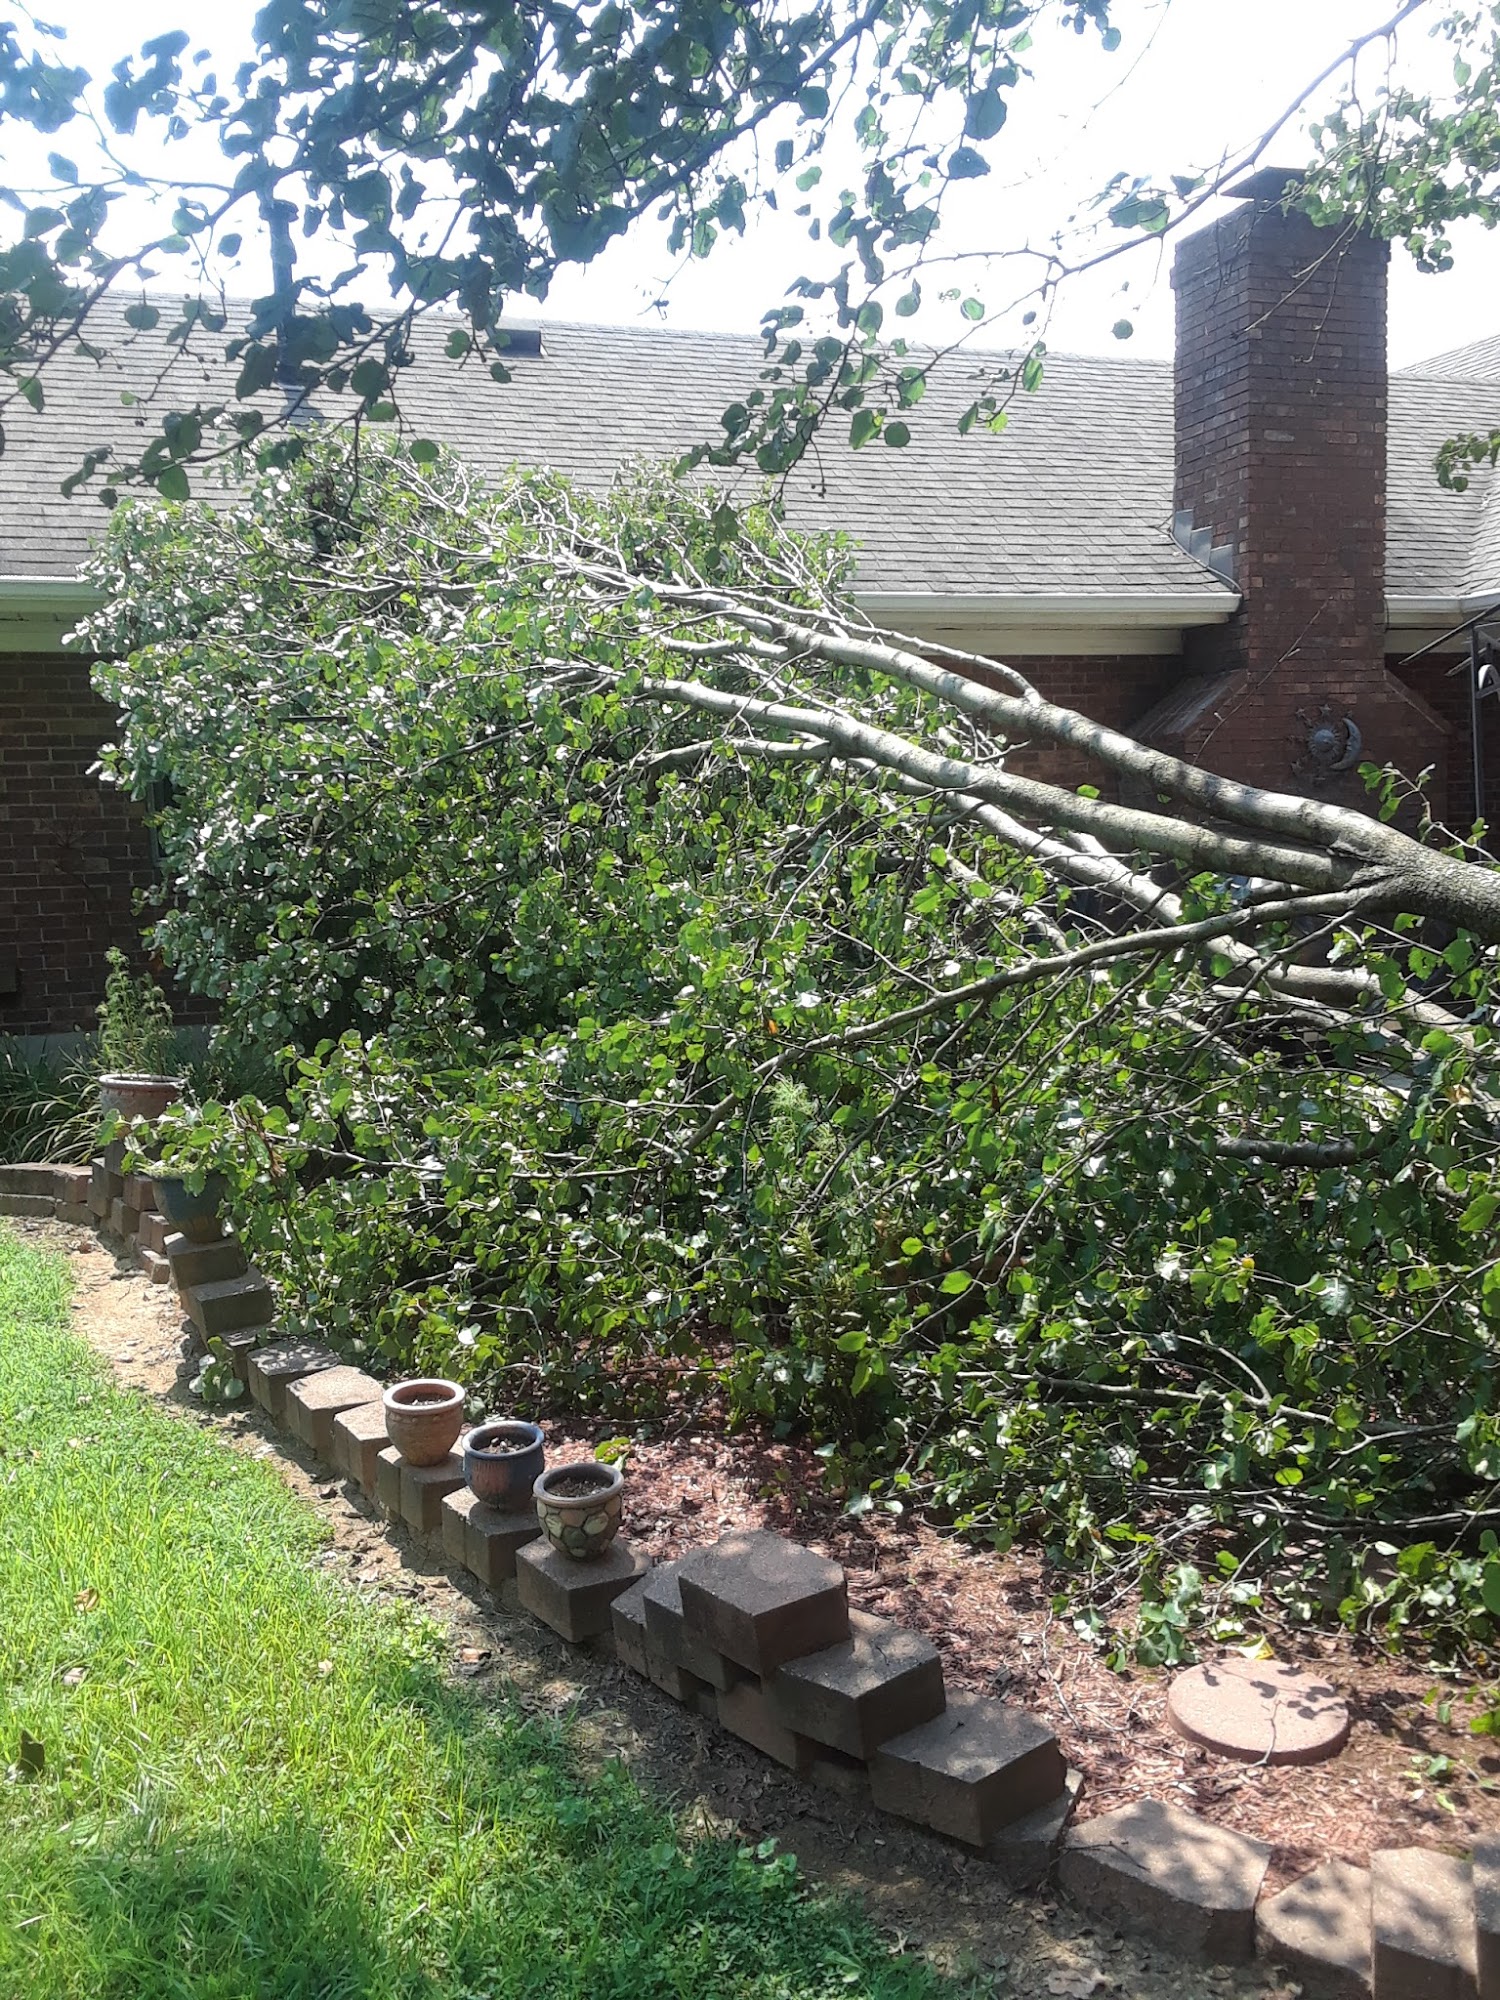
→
(383, 1379, 465, 1466)
(99, 1072, 183, 1124)
(534, 1459, 624, 1562)
(464, 1420, 545, 1510)
(153, 1172, 228, 1243)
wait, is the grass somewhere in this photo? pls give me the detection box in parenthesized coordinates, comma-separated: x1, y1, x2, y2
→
(0, 1226, 954, 2000)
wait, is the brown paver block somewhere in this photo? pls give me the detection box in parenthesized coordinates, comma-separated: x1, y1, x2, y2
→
(1059, 1798, 1270, 1963)
(125, 1173, 157, 1213)
(53, 1166, 90, 1205)
(809, 1748, 873, 1806)
(88, 1162, 115, 1217)
(139, 1248, 171, 1285)
(1474, 1840, 1500, 2000)
(138, 1210, 170, 1256)
(332, 1399, 389, 1491)
(642, 1559, 742, 1690)
(247, 1339, 338, 1419)
(990, 1768, 1085, 1889)
(221, 1329, 260, 1380)
(871, 1692, 1065, 1848)
(442, 1487, 477, 1566)
(286, 1366, 385, 1458)
(515, 1537, 648, 1642)
(375, 1444, 404, 1519)
(400, 1452, 466, 1535)
(101, 1140, 127, 1176)
(0, 1193, 54, 1218)
(56, 1201, 93, 1226)
(165, 1231, 248, 1288)
(1168, 1655, 1350, 1766)
(677, 1530, 849, 1675)
(1371, 1848, 1476, 2000)
(1257, 1859, 1372, 2000)
(183, 1271, 275, 1338)
(717, 1678, 815, 1771)
(0, 1165, 60, 1198)
(649, 1654, 712, 1705)
(466, 1502, 539, 1588)
(108, 1197, 139, 1236)
(766, 1608, 945, 1759)
(611, 1577, 652, 1678)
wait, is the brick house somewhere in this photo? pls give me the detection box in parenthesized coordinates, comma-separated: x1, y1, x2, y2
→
(3, 176, 1499, 1039)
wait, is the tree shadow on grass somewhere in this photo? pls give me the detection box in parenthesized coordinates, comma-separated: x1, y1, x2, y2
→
(36, 1818, 429, 2000)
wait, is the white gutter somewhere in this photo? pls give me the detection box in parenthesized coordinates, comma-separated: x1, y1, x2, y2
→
(1387, 591, 1500, 627)
(0, 576, 103, 616)
(856, 590, 1239, 630)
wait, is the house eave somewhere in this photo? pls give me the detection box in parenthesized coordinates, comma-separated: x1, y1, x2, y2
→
(0, 576, 102, 652)
(853, 589, 1240, 658)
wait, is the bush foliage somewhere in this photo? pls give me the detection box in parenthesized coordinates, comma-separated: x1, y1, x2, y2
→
(82, 442, 1500, 1652)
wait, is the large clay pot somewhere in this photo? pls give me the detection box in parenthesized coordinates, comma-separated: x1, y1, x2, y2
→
(464, 1420, 545, 1510)
(153, 1172, 229, 1243)
(534, 1459, 624, 1562)
(99, 1073, 183, 1124)
(384, 1378, 465, 1466)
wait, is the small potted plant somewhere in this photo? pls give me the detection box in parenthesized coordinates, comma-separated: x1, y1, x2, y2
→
(534, 1459, 624, 1561)
(384, 1379, 466, 1466)
(464, 1419, 545, 1510)
(96, 948, 182, 1124)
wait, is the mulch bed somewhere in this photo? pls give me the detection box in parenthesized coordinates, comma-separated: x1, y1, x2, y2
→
(542, 1418, 1500, 1892)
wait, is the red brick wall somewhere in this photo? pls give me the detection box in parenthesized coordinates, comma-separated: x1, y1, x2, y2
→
(1391, 652, 1499, 836)
(963, 653, 1184, 793)
(0, 651, 158, 1038)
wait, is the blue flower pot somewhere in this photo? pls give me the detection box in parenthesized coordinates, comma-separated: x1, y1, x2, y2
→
(153, 1172, 228, 1242)
(464, 1420, 545, 1510)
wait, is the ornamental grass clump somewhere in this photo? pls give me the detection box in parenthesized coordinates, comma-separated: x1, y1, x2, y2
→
(80, 437, 1500, 1653)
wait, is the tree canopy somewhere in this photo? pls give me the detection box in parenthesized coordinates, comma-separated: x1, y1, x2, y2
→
(87, 437, 1500, 1659)
(3, 0, 1500, 494)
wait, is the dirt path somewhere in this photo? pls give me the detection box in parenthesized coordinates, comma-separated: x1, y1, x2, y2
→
(29, 1215, 1292, 2000)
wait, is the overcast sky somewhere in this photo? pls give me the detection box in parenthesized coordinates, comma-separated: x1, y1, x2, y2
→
(20, 0, 1500, 367)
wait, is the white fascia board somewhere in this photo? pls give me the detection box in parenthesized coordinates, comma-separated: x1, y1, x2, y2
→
(858, 590, 1238, 627)
(854, 589, 1239, 659)
(0, 575, 101, 652)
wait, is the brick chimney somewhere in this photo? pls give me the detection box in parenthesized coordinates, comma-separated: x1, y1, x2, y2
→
(1135, 169, 1448, 804)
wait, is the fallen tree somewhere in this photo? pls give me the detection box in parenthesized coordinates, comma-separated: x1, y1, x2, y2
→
(85, 441, 1500, 1655)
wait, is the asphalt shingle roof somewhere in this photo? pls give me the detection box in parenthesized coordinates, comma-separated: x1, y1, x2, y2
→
(3, 300, 1498, 605)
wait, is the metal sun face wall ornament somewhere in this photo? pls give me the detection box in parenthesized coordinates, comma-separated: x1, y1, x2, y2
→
(1292, 706, 1363, 786)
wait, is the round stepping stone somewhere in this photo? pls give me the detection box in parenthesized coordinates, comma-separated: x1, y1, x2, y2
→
(1166, 1655, 1350, 1765)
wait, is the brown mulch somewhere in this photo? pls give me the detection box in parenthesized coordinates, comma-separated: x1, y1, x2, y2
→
(539, 1420, 1500, 1893)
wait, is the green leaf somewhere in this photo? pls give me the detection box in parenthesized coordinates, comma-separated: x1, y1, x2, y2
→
(946, 147, 989, 180)
(883, 420, 911, 447)
(939, 1270, 972, 1295)
(1461, 1193, 1500, 1233)
(409, 438, 440, 464)
(963, 86, 1006, 141)
(154, 464, 191, 501)
(1111, 319, 1134, 340)
(849, 408, 879, 448)
(960, 297, 984, 322)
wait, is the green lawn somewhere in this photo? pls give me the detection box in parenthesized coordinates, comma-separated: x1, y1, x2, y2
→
(0, 1226, 950, 2000)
